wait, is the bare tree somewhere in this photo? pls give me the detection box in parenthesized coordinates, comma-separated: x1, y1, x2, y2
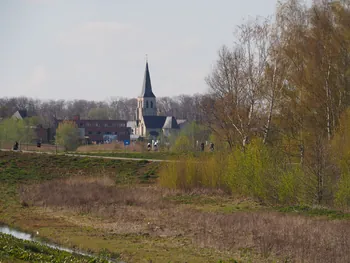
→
(205, 18, 271, 148)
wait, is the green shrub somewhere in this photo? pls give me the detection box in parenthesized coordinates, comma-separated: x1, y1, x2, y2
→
(172, 135, 192, 153)
(335, 160, 350, 208)
(277, 166, 305, 205)
(159, 138, 309, 206)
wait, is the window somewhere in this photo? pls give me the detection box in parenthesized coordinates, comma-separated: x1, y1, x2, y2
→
(105, 131, 111, 135)
(97, 131, 101, 135)
(114, 132, 118, 135)
(86, 122, 91, 127)
(150, 101, 153, 108)
(96, 122, 100, 127)
(146, 101, 149, 108)
(79, 123, 84, 127)
(88, 131, 92, 135)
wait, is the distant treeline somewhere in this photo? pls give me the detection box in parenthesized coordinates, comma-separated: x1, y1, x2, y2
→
(0, 94, 206, 126)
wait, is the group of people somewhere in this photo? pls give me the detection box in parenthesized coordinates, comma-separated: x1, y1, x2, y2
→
(200, 142, 214, 152)
(146, 141, 215, 152)
(147, 140, 158, 151)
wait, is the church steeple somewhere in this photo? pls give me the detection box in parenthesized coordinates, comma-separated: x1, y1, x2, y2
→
(140, 61, 156, 98)
(136, 59, 157, 123)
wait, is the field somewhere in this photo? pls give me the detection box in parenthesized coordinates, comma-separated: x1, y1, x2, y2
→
(1, 151, 350, 262)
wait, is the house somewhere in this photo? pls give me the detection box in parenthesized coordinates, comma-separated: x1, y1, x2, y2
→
(58, 115, 130, 143)
(127, 120, 137, 135)
(127, 120, 139, 141)
(12, 110, 29, 120)
(11, 109, 51, 143)
(135, 61, 181, 139)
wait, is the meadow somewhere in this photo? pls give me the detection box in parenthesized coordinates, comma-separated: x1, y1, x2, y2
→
(1, 150, 350, 262)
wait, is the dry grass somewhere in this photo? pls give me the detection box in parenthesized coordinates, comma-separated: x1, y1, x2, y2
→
(20, 177, 350, 263)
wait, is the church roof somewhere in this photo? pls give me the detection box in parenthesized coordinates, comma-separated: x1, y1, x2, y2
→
(143, 115, 180, 130)
(143, 116, 166, 129)
(17, 110, 28, 119)
(12, 109, 33, 120)
(140, 62, 156, 98)
(162, 116, 180, 129)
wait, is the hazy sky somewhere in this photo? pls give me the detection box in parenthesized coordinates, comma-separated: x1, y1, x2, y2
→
(1, 0, 279, 101)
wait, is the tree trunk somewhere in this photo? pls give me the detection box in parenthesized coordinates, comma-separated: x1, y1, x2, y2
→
(325, 64, 332, 141)
(263, 63, 278, 144)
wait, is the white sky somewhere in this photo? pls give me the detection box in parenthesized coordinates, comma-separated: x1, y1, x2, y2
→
(1, 0, 279, 100)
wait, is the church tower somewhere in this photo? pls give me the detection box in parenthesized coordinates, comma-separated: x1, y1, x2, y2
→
(136, 61, 157, 121)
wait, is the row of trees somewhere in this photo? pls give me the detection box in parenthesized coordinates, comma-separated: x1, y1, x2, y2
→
(0, 95, 205, 127)
(204, 0, 350, 150)
(162, 0, 350, 208)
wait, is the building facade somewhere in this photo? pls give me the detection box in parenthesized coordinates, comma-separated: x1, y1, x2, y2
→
(59, 115, 130, 143)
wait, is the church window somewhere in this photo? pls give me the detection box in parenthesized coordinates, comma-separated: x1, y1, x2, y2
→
(146, 101, 149, 108)
(151, 101, 153, 108)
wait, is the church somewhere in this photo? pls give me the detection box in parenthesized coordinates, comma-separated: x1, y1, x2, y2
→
(134, 61, 181, 139)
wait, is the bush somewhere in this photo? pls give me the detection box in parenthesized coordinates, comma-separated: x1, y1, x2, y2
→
(160, 139, 306, 206)
(335, 160, 350, 208)
(172, 135, 192, 153)
(277, 166, 305, 205)
(55, 121, 80, 151)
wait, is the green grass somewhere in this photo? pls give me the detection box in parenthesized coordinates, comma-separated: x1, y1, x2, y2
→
(0, 151, 159, 184)
(0, 233, 112, 263)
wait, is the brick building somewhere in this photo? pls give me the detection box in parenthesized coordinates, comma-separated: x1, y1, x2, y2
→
(67, 115, 130, 143)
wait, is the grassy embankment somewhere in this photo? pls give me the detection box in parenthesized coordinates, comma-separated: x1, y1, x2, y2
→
(1, 151, 350, 262)
(0, 232, 111, 263)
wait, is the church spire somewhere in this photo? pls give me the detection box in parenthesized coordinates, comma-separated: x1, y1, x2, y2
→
(140, 59, 155, 98)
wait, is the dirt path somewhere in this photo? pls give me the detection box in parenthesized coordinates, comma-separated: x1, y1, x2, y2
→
(0, 148, 178, 163)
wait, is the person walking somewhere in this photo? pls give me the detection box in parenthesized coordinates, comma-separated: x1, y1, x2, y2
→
(210, 142, 214, 152)
(13, 141, 19, 151)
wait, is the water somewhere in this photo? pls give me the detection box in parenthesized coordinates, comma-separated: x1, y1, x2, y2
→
(0, 225, 32, 241)
(0, 225, 124, 262)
